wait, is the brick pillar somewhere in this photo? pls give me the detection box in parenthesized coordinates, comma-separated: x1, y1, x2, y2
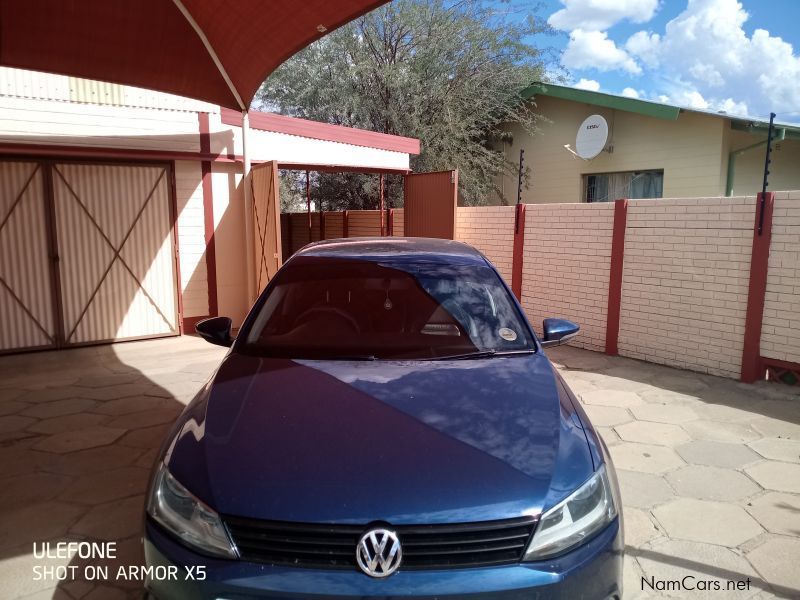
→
(741, 192, 775, 383)
(511, 203, 526, 301)
(605, 199, 628, 355)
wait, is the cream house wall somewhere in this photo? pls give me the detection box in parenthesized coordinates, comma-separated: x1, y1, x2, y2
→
(728, 130, 800, 196)
(499, 96, 729, 204)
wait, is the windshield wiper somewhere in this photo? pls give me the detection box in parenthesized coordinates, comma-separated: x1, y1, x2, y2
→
(425, 349, 536, 361)
(327, 355, 377, 361)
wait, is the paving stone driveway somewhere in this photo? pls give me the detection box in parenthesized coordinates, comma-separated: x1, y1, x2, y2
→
(0, 337, 798, 599)
(0, 337, 227, 599)
(550, 345, 800, 600)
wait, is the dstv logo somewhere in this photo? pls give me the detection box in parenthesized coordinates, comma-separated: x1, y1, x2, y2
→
(586, 124, 600, 130)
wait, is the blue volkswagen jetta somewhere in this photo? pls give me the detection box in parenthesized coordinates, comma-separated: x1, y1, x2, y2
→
(144, 237, 623, 599)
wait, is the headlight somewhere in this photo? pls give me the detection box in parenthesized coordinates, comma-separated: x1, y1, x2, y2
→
(147, 462, 238, 558)
(524, 464, 618, 560)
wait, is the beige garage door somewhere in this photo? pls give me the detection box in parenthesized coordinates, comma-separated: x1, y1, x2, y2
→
(0, 161, 58, 351)
(0, 159, 179, 352)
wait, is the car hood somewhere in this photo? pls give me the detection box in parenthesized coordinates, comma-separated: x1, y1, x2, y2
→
(164, 352, 594, 524)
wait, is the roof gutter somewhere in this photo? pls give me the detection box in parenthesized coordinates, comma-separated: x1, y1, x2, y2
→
(521, 82, 681, 121)
(726, 128, 786, 196)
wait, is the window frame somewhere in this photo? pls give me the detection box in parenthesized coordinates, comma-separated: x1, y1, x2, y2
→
(582, 169, 664, 203)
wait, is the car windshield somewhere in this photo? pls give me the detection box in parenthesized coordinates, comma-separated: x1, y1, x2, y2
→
(241, 256, 535, 360)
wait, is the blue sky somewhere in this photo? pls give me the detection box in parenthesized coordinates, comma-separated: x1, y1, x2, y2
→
(518, 0, 800, 123)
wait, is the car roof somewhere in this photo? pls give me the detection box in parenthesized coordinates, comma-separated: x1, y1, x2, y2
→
(293, 237, 489, 267)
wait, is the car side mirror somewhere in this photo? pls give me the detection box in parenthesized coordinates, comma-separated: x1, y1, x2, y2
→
(196, 316, 233, 347)
(541, 318, 580, 348)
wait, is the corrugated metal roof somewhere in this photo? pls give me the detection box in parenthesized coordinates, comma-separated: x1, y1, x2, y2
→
(0, 67, 216, 113)
(524, 81, 800, 138)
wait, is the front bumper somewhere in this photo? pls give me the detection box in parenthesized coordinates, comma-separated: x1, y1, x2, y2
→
(143, 517, 622, 600)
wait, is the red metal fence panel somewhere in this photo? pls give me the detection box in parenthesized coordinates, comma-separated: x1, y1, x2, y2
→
(403, 170, 457, 239)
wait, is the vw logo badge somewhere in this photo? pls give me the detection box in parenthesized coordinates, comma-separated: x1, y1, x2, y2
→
(356, 528, 402, 577)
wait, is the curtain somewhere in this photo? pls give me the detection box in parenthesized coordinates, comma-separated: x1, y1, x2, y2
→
(586, 171, 663, 202)
(629, 171, 663, 199)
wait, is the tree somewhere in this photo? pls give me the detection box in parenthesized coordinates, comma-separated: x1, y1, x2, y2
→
(257, 0, 554, 208)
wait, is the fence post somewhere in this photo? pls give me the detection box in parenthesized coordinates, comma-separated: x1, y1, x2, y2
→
(388, 208, 394, 236)
(343, 210, 349, 238)
(320, 211, 326, 240)
(741, 192, 775, 382)
(285, 213, 294, 255)
(511, 203, 526, 301)
(605, 199, 628, 355)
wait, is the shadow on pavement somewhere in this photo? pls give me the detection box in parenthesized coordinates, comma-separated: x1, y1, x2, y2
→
(0, 336, 225, 599)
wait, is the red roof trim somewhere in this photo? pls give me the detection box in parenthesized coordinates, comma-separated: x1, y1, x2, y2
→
(277, 162, 410, 175)
(220, 108, 420, 155)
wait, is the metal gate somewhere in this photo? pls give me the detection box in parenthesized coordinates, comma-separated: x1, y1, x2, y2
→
(252, 160, 282, 294)
(403, 170, 458, 239)
(0, 158, 179, 352)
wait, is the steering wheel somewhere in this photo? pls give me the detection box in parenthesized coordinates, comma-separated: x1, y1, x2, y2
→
(440, 298, 473, 335)
(292, 306, 361, 333)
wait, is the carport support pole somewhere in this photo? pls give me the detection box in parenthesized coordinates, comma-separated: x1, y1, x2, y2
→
(306, 170, 311, 240)
(242, 110, 256, 303)
(380, 174, 385, 236)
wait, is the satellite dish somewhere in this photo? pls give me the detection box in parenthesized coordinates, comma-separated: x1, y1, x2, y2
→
(575, 115, 609, 159)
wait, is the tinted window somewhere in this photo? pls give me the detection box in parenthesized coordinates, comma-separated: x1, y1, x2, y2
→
(241, 257, 534, 360)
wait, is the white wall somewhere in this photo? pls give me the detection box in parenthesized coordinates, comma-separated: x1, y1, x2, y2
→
(0, 95, 200, 152)
(173, 161, 208, 319)
(211, 163, 249, 326)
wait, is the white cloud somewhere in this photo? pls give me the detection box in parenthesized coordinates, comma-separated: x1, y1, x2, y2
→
(623, 0, 800, 117)
(574, 78, 601, 91)
(549, 0, 660, 31)
(665, 88, 709, 110)
(653, 82, 749, 116)
(624, 31, 661, 68)
(563, 29, 642, 74)
(717, 97, 749, 116)
(621, 87, 640, 98)
(687, 62, 724, 87)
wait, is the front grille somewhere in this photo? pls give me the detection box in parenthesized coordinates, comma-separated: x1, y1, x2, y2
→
(224, 515, 537, 570)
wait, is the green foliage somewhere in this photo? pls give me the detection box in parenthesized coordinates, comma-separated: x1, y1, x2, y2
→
(257, 0, 554, 208)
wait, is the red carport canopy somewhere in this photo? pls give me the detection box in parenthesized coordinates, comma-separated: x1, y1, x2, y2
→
(0, 0, 386, 110)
